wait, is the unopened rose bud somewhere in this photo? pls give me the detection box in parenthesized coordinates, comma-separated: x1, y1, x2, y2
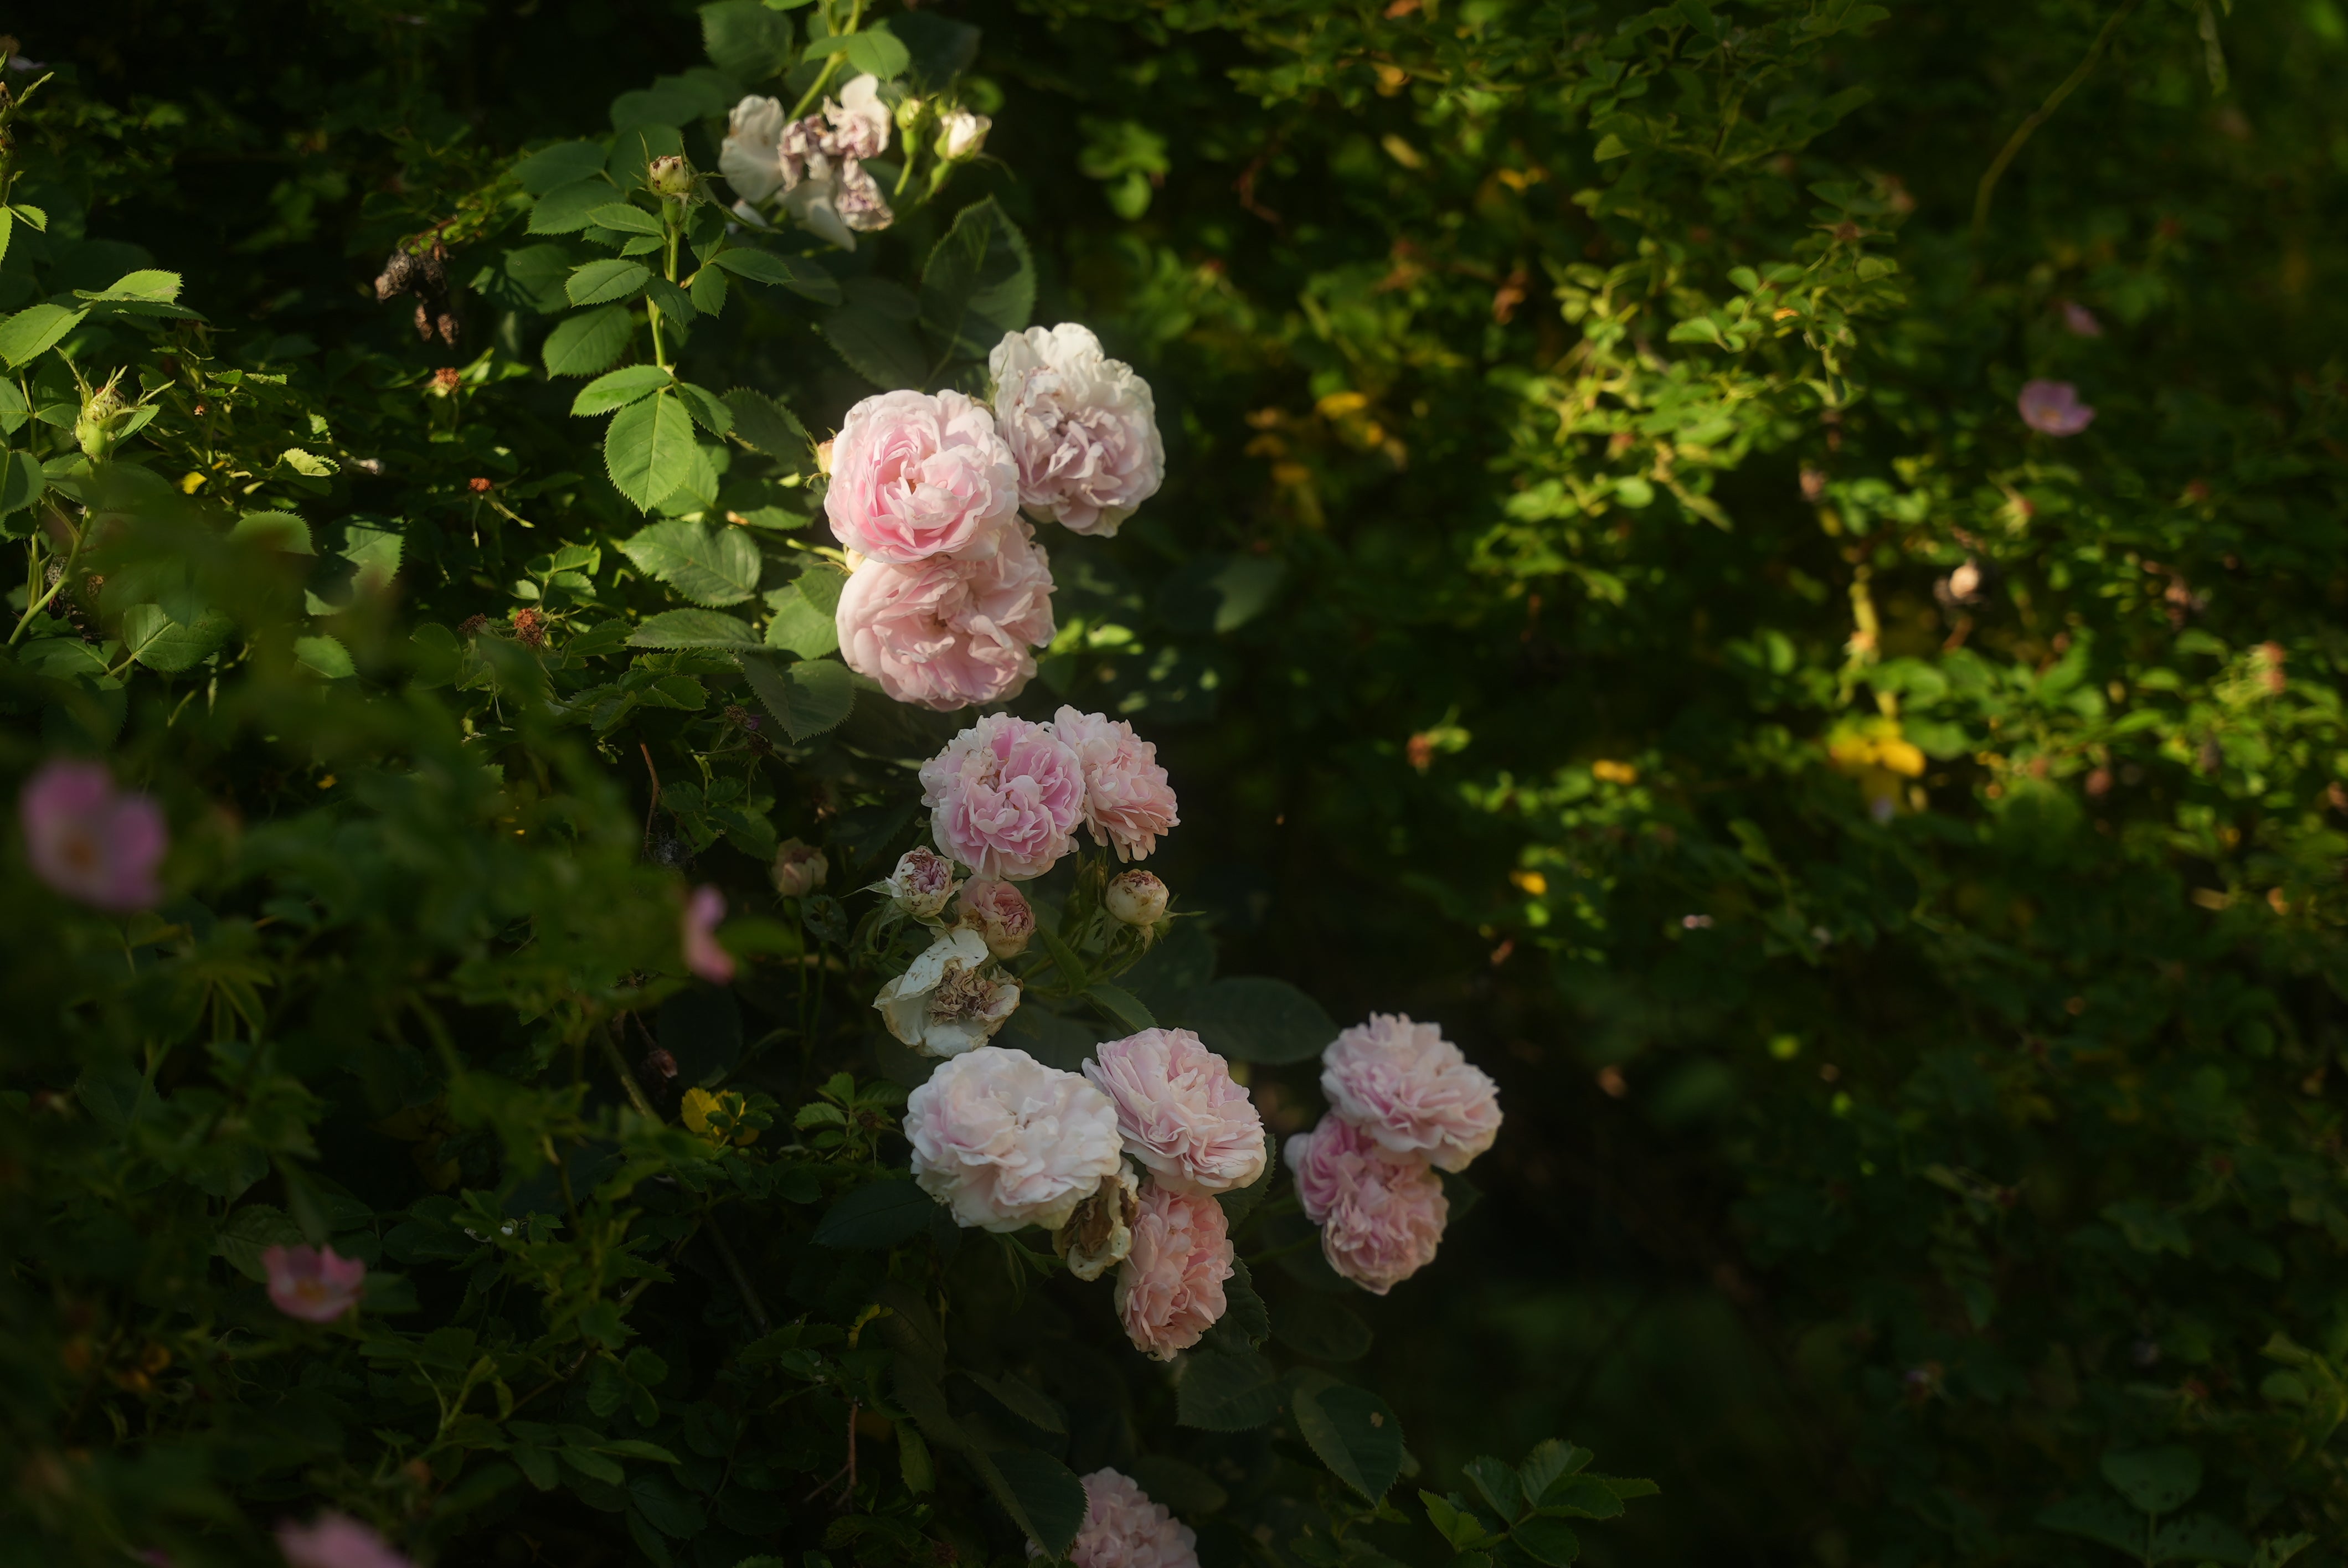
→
(893, 95, 926, 131)
(1104, 869, 1168, 927)
(771, 838, 828, 899)
(75, 375, 134, 463)
(887, 847, 956, 919)
(956, 877, 1034, 959)
(646, 155, 694, 198)
(936, 110, 991, 161)
(813, 438, 835, 475)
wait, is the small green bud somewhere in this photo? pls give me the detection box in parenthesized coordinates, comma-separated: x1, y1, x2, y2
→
(75, 375, 133, 463)
(646, 155, 694, 198)
(893, 95, 926, 132)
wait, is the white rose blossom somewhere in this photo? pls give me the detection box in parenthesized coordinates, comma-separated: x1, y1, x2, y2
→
(873, 927, 1019, 1059)
(905, 1046, 1125, 1232)
(988, 324, 1166, 537)
(719, 79, 894, 250)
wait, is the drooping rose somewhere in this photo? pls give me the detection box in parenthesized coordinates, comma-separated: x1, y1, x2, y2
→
(262, 1244, 367, 1323)
(19, 759, 167, 912)
(919, 714, 1086, 880)
(1051, 708, 1179, 862)
(681, 885, 736, 983)
(884, 847, 959, 919)
(904, 1045, 1124, 1232)
(1319, 1013, 1501, 1173)
(771, 838, 828, 899)
(1027, 1470, 1201, 1568)
(824, 74, 892, 162)
(956, 876, 1036, 958)
(835, 522, 1056, 711)
(718, 95, 791, 204)
(1085, 1029, 1266, 1195)
(826, 389, 1020, 565)
(1053, 1161, 1139, 1281)
(276, 1512, 414, 1568)
(1103, 869, 1168, 927)
(990, 324, 1166, 536)
(2018, 379, 2095, 436)
(1114, 1183, 1234, 1360)
(1286, 1115, 1449, 1296)
(874, 927, 1021, 1058)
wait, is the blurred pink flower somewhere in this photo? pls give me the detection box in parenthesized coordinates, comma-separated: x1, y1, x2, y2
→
(956, 876, 1036, 958)
(1052, 707, 1180, 862)
(825, 388, 1019, 565)
(682, 885, 735, 983)
(2060, 300, 2103, 338)
(919, 713, 1085, 880)
(1321, 1013, 1502, 1172)
(1114, 1183, 1234, 1360)
(905, 1045, 1124, 1232)
(2018, 379, 2094, 436)
(1085, 1028, 1266, 1195)
(276, 1511, 413, 1568)
(1027, 1469, 1199, 1568)
(19, 759, 167, 911)
(1286, 1115, 1449, 1296)
(836, 522, 1057, 711)
(262, 1245, 367, 1323)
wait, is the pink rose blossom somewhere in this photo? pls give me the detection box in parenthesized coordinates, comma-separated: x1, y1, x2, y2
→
(262, 1244, 367, 1323)
(836, 522, 1056, 712)
(1114, 1183, 1234, 1360)
(2060, 301, 2103, 338)
(2018, 379, 2095, 436)
(20, 759, 167, 911)
(276, 1512, 414, 1568)
(884, 847, 959, 918)
(905, 1045, 1124, 1232)
(990, 325, 1166, 537)
(957, 876, 1036, 958)
(919, 714, 1085, 880)
(1321, 1013, 1501, 1172)
(1027, 1470, 1200, 1568)
(1051, 707, 1179, 862)
(824, 74, 893, 162)
(682, 885, 735, 984)
(826, 388, 1019, 565)
(1085, 1029, 1266, 1195)
(1286, 1115, 1448, 1296)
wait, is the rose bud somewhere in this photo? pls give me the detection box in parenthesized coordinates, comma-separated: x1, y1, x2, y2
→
(1104, 869, 1168, 926)
(771, 838, 828, 899)
(956, 876, 1035, 958)
(886, 846, 956, 919)
(646, 155, 694, 197)
(936, 110, 991, 161)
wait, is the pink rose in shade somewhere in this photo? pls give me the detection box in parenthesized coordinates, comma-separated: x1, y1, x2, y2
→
(19, 759, 167, 911)
(904, 1045, 1124, 1232)
(918, 714, 1085, 881)
(1085, 1029, 1267, 1196)
(1286, 1115, 1449, 1296)
(1320, 1013, 1502, 1173)
(2060, 301, 2103, 338)
(681, 885, 735, 984)
(990, 325, 1167, 538)
(835, 522, 1057, 712)
(825, 388, 1019, 565)
(261, 1245, 367, 1323)
(276, 1512, 414, 1568)
(957, 876, 1036, 958)
(1027, 1470, 1200, 1568)
(1051, 708, 1179, 862)
(2018, 379, 2095, 436)
(1114, 1183, 1234, 1361)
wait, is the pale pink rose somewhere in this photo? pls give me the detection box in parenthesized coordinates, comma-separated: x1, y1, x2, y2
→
(990, 325, 1166, 537)
(1286, 1115, 1448, 1296)
(262, 1244, 367, 1323)
(681, 885, 735, 984)
(1028, 1470, 1199, 1568)
(20, 759, 167, 911)
(835, 521, 1056, 711)
(1321, 1013, 1501, 1173)
(884, 847, 958, 918)
(1103, 869, 1168, 927)
(826, 389, 1018, 565)
(1085, 1029, 1266, 1195)
(957, 876, 1036, 958)
(2018, 379, 2095, 436)
(833, 157, 893, 234)
(1051, 708, 1178, 862)
(1114, 1183, 1234, 1360)
(938, 110, 991, 161)
(771, 839, 828, 899)
(825, 75, 893, 162)
(919, 714, 1085, 881)
(874, 927, 1021, 1058)
(276, 1511, 414, 1568)
(718, 95, 790, 204)
(904, 1045, 1123, 1232)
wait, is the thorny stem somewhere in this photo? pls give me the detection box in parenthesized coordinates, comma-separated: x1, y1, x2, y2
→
(1970, 0, 2143, 262)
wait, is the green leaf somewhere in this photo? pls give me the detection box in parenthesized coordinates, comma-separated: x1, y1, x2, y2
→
(544, 305, 635, 377)
(1519, 1440, 1593, 1506)
(842, 22, 912, 78)
(568, 259, 653, 307)
(1533, 1477, 1621, 1521)
(1273, 1291, 1371, 1362)
(0, 448, 45, 516)
(0, 303, 88, 367)
(710, 245, 842, 305)
(2150, 1515, 2253, 1566)
(1202, 1256, 1269, 1351)
(823, 285, 929, 389)
(985, 1447, 1088, 1560)
(1087, 982, 1155, 1033)
(764, 582, 840, 657)
(214, 1204, 305, 1282)
(588, 202, 665, 236)
(1293, 1382, 1403, 1500)
(723, 388, 811, 461)
(295, 634, 356, 680)
(120, 605, 233, 674)
(516, 140, 611, 195)
(919, 198, 1037, 362)
(2101, 1447, 2202, 1515)
(1510, 1517, 1582, 1567)
(1183, 976, 1336, 1064)
(1463, 1457, 1525, 1520)
(2037, 1493, 2151, 1555)
(530, 178, 616, 235)
(673, 381, 733, 437)
(604, 391, 700, 510)
(627, 610, 760, 650)
(701, 0, 797, 80)
(645, 276, 697, 328)
(811, 1179, 935, 1248)
(1175, 1350, 1281, 1431)
(0, 379, 26, 436)
(738, 651, 854, 742)
(688, 263, 729, 319)
(965, 1370, 1067, 1434)
(620, 520, 761, 607)
(572, 364, 674, 416)
(86, 269, 182, 303)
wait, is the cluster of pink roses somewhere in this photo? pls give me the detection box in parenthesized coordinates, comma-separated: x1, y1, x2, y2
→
(1288, 1014, 1503, 1294)
(827, 326, 1164, 711)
